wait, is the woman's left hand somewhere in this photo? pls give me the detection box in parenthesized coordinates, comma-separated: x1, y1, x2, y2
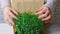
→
(35, 6, 51, 23)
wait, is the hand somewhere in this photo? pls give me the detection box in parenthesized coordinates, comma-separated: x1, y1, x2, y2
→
(3, 6, 18, 26)
(35, 6, 51, 23)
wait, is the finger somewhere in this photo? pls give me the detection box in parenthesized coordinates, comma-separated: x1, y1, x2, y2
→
(4, 12, 14, 26)
(42, 15, 51, 21)
(4, 15, 14, 26)
(35, 7, 43, 13)
(44, 19, 51, 23)
(35, 7, 47, 15)
(10, 8, 18, 16)
(6, 18, 14, 26)
(10, 8, 19, 19)
(38, 11, 50, 19)
(9, 10, 17, 19)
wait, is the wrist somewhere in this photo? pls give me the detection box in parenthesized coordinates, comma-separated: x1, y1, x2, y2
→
(43, 5, 51, 12)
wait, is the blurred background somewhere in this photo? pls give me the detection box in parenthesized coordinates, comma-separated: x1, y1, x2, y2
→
(0, 2, 5, 23)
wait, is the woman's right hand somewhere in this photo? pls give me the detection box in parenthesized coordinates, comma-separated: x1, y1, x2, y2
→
(3, 6, 18, 26)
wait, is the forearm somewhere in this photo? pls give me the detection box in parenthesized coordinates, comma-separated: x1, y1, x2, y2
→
(0, 0, 10, 8)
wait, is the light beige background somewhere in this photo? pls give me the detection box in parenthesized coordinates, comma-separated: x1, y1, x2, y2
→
(11, 0, 44, 13)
